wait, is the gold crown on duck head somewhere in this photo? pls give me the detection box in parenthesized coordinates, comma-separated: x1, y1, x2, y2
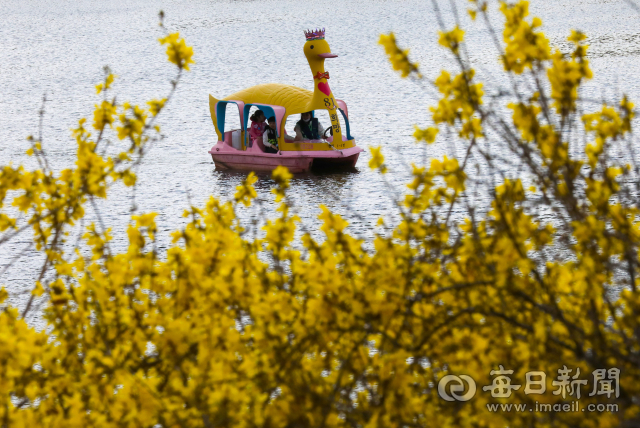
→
(304, 28, 325, 40)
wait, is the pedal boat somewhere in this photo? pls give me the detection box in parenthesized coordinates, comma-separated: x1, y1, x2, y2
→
(208, 28, 363, 173)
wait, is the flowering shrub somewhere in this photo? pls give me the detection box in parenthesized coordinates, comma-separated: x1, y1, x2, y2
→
(1, 2, 639, 427)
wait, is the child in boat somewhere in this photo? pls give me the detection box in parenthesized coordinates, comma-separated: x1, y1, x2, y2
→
(248, 109, 267, 147)
(294, 111, 326, 141)
(263, 117, 294, 153)
(263, 117, 279, 153)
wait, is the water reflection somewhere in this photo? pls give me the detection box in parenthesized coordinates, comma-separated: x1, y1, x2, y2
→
(209, 164, 361, 202)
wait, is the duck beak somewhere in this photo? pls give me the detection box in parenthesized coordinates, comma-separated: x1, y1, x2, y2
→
(318, 53, 338, 58)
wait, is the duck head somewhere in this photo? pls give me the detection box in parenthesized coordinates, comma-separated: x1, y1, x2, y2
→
(303, 28, 337, 74)
(303, 38, 338, 68)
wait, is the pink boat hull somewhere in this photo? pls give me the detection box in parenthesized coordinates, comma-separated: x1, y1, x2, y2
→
(209, 140, 362, 173)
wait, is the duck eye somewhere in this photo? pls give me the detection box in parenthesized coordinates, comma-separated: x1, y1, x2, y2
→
(310, 45, 314, 49)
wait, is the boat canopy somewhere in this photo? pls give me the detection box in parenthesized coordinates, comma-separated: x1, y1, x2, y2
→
(242, 103, 286, 136)
(214, 97, 352, 141)
(215, 100, 245, 137)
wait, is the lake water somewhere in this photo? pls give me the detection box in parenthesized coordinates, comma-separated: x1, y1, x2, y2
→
(1, 0, 640, 309)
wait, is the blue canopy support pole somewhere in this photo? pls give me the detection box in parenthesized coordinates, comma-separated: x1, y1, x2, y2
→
(338, 108, 353, 140)
(216, 100, 246, 142)
(216, 102, 228, 137)
(243, 104, 250, 148)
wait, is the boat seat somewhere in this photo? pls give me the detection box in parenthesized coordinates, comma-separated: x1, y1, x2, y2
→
(253, 135, 268, 153)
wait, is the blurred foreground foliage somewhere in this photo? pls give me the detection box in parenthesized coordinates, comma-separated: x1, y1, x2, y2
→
(1, 2, 640, 427)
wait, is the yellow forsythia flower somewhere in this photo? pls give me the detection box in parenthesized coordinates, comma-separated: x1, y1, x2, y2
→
(272, 166, 293, 202)
(93, 100, 116, 131)
(133, 212, 158, 239)
(369, 146, 387, 173)
(147, 98, 167, 116)
(159, 32, 195, 70)
(438, 26, 464, 54)
(378, 33, 421, 78)
(234, 172, 258, 206)
(95, 73, 116, 94)
(500, 0, 550, 73)
(413, 126, 439, 144)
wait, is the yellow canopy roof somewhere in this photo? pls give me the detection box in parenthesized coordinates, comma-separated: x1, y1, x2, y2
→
(223, 83, 313, 115)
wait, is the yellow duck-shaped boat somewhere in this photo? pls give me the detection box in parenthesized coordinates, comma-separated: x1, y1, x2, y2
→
(208, 28, 362, 173)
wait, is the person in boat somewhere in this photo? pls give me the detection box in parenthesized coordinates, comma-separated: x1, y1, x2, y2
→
(248, 109, 267, 147)
(263, 116, 294, 153)
(263, 117, 279, 153)
(294, 111, 326, 141)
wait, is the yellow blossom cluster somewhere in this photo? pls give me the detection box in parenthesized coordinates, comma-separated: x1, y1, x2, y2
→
(95, 72, 115, 95)
(548, 30, 593, 115)
(0, 29, 188, 405)
(404, 156, 466, 215)
(467, 0, 487, 21)
(413, 125, 438, 144)
(368, 146, 387, 173)
(234, 171, 258, 206)
(500, 1, 550, 73)
(159, 32, 195, 71)
(583, 98, 634, 168)
(378, 33, 422, 79)
(431, 69, 484, 140)
(438, 26, 464, 54)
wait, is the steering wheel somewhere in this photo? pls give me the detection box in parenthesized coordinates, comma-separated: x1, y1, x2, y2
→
(323, 127, 333, 140)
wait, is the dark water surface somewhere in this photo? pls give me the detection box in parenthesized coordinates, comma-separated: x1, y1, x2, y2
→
(1, 0, 640, 309)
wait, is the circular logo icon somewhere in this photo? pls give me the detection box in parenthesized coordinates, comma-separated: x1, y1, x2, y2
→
(438, 374, 477, 402)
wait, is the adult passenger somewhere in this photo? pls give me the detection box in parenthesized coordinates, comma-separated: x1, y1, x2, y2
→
(294, 111, 325, 141)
